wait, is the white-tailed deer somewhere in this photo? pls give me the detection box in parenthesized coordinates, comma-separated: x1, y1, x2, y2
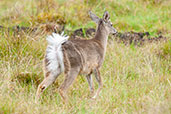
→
(36, 11, 117, 101)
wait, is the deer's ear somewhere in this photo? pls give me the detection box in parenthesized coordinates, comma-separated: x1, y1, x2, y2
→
(89, 11, 100, 24)
(103, 11, 110, 21)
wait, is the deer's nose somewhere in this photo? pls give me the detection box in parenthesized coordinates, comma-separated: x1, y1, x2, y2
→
(112, 30, 117, 35)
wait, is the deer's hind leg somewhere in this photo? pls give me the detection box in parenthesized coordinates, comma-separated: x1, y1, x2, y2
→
(59, 67, 80, 101)
(36, 70, 61, 100)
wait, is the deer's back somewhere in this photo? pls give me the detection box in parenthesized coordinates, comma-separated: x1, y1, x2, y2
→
(62, 38, 104, 75)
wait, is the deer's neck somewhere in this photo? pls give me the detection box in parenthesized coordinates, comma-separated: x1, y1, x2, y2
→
(94, 26, 109, 51)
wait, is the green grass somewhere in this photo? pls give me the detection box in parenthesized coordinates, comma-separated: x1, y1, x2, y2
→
(0, 0, 170, 33)
(0, 0, 171, 113)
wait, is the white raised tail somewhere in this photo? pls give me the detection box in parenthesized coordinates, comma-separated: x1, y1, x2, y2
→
(46, 32, 69, 74)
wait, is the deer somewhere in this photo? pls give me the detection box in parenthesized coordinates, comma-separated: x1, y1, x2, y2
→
(36, 11, 117, 101)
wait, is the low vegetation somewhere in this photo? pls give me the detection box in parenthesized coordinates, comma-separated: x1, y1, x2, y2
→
(0, 0, 170, 113)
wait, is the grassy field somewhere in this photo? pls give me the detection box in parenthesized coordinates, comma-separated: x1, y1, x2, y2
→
(0, 0, 171, 113)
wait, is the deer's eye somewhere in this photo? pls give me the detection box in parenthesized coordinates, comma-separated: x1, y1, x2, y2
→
(110, 22, 113, 26)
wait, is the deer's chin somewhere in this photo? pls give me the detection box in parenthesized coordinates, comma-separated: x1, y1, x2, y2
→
(111, 33, 117, 35)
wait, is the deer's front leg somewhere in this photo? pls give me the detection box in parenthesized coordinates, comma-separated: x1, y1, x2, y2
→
(92, 68, 103, 99)
(86, 73, 94, 96)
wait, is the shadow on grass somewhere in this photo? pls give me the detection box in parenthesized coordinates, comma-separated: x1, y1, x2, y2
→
(12, 72, 41, 87)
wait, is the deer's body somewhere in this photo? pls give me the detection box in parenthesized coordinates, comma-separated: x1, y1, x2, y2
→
(36, 11, 117, 101)
(63, 37, 105, 74)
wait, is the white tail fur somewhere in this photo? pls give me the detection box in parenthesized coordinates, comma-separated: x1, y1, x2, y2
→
(46, 32, 69, 74)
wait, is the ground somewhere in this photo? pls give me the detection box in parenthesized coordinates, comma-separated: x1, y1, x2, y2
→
(0, 0, 171, 113)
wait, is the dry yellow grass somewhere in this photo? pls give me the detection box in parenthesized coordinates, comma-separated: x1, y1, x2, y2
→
(0, 0, 171, 113)
(0, 33, 170, 113)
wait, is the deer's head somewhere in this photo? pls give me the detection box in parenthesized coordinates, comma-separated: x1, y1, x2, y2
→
(89, 11, 117, 35)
